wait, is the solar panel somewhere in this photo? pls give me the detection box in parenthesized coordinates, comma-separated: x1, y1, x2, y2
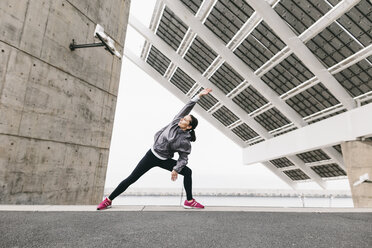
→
(156, 7, 188, 51)
(146, 46, 171, 76)
(305, 22, 363, 68)
(311, 163, 346, 178)
(184, 36, 218, 73)
(203, 0, 254, 44)
(274, 0, 334, 35)
(283, 169, 310, 181)
(209, 62, 244, 94)
(212, 106, 239, 126)
(232, 86, 269, 114)
(333, 59, 372, 97)
(254, 107, 291, 131)
(296, 149, 330, 163)
(231, 123, 259, 141)
(169, 67, 196, 94)
(270, 157, 294, 168)
(250, 21, 286, 55)
(336, 0, 372, 47)
(196, 88, 219, 111)
(142, 0, 372, 185)
(180, 0, 203, 15)
(234, 32, 273, 71)
(261, 54, 314, 95)
(285, 83, 340, 118)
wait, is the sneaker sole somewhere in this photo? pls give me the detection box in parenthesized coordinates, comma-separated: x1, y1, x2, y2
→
(97, 205, 112, 210)
(183, 205, 204, 209)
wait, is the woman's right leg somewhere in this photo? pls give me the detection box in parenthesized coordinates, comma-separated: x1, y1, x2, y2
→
(108, 150, 156, 201)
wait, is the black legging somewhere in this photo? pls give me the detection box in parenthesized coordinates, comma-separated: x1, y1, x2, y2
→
(109, 149, 193, 201)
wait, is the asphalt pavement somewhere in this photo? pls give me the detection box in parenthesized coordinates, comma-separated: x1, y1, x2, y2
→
(1, 209, 371, 248)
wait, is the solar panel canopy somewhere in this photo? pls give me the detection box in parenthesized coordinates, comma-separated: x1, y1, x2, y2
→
(129, 0, 372, 189)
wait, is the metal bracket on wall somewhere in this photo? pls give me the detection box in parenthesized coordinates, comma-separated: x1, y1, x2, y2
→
(69, 33, 115, 55)
(69, 24, 122, 59)
(353, 173, 372, 186)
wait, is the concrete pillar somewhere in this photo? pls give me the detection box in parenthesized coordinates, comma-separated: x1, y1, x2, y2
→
(0, 0, 131, 204)
(341, 140, 372, 208)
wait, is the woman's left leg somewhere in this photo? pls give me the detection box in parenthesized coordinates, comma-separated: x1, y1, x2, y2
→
(158, 159, 193, 201)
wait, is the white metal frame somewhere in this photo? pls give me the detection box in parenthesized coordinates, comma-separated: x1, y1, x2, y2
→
(245, 0, 356, 111)
(131, 0, 368, 188)
(243, 102, 372, 165)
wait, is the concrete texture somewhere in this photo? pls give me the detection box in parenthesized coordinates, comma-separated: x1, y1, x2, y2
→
(0, 210, 371, 248)
(0, 0, 131, 204)
(341, 140, 372, 207)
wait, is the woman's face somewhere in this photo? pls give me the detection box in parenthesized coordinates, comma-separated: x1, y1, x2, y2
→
(178, 115, 192, 130)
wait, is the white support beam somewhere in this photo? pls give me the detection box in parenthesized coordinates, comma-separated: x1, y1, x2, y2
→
(195, 0, 218, 23)
(305, 160, 335, 167)
(246, 0, 356, 110)
(124, 49, 247, 147)
(287, 156, 327, 189)
(129, 14, 272, 140)
(243, 102, 372, 165)
(262, 162, 298, 189)
(163, 0, 307, 128)
(141, 0, 165, 60)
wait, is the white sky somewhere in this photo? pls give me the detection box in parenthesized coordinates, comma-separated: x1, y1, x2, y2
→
(104, 0, 350, 191)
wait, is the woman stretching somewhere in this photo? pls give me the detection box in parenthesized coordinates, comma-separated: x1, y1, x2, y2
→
(97, 88, 212, 210)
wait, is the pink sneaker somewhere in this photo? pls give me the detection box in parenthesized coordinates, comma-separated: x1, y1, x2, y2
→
(183, 199, 204, 209)
(97, 197, 112, 210)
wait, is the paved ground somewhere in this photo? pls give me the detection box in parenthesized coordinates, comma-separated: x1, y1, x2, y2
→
(1, 206, 371, 248)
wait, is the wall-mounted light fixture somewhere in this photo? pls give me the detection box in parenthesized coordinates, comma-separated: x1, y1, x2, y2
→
(69, 24, 121, 59)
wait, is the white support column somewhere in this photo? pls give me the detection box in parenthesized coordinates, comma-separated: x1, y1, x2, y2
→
(124, 49, 247, 147)
(287, 156, 327, 189)
(246, 0, 356, 110)
(129, 14, 272, 139)
(163, 0, 307, 128)
(262, 162, 298, 189)
(243, 102, 372, 165)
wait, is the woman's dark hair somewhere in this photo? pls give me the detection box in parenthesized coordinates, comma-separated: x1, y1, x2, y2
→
(189, 115, 198, 142)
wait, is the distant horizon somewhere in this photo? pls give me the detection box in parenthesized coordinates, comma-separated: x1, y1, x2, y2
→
(104, 187, 352, 197)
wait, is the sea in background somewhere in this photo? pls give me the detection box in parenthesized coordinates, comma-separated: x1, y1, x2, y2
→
(104, 188, 354, 208)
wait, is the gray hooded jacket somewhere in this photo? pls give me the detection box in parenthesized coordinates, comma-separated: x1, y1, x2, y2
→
(152, 96, 199, 173)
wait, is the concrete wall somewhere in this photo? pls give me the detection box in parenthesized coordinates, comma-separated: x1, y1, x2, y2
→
(0, 0, 130, 204)
(341, 140, 372, 208)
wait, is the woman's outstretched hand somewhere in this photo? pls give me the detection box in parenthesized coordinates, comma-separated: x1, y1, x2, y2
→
(199, 88, 212, 97)
(171, 170, 178, 181)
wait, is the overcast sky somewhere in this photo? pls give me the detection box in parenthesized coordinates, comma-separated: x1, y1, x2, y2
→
(104, 0, 350, 192)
